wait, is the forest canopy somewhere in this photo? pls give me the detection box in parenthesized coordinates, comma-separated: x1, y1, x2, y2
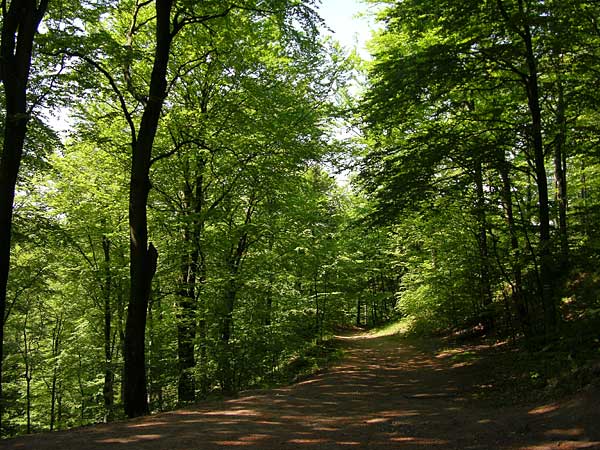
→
(1, 0, 599, 437)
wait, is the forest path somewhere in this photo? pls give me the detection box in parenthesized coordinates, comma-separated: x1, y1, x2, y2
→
(2, 332, 599, 450)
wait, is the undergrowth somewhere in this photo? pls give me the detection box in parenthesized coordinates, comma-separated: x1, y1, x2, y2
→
(372, 313, 600, 406)
(274, 338, 344, 385)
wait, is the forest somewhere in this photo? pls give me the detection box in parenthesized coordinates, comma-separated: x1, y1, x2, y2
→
(0, 0, 599, 439)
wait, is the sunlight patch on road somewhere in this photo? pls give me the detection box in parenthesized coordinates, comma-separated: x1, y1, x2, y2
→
(297, 378, 320, 385)
(127, 421, 168, 428)
(96, 434, 162, 444)
(288, 438, 330, 444)
(390, 437, 450, 445)
(212, 434, 273, 445)
(379, 410, 421, 418)
(204, 409, 260, 417)
(528, 404, 560, 415)
(365, 417, 388, 424)
(544, 428, 584, 437)
(313, 426, 339, 431)
(522, 443, 600, 450)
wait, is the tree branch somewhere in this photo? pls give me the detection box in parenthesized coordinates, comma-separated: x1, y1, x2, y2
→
(57, 50, 138, 147)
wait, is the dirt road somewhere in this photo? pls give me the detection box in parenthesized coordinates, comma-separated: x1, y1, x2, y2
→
(2, 333, 599, 449)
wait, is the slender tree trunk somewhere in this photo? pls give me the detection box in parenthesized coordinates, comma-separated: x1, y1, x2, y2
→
(474, 158, 493, 329)
(265, 286, 273, 326)
(22, 320, 32, 435)
(580, 159, 589, 237)
(0, 0, 48, 431)
(50, 360, 58, 430)
(314, 269, 320, 337)
(26, 373, 32, 434)
(554, 80, 568, 267)
(198, 294, 208, 396)
(499, 159, 529, 335)
(176, 178, 196, 403)
(321, 271, 328, 340)
(102, 236, 114, 421)
(264, 238, 275, 326)
(220, 286, 236, 395)
(56, 381, 63, 430)
(220, 255, 244, 395)
(177, 168, 207, 403)
(219, 199, 254, 395)
(196, 248, 208, 397)
(76, 347, 87, 424)
(116, 281, 127, 408)
(123, 0, 173, 418)
(177, 259, 197, 403)
(520, 0, 555, 335)
(49, 315, 63, 431)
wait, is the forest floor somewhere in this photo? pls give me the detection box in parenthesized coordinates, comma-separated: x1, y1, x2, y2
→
(2, 331, 600, 450)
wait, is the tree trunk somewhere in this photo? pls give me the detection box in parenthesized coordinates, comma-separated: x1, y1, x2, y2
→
(22, 322, 32, 435)
(176, 179, 196, 403)
(0, 0, 48, 431)
(177, 260, 197, 403)
(102, 236, 114, 421)
(314, 269, 320, 337)
(177, 168, 206, 404)
(474, 158, 493, 329)
(198, 301, 208, 396)
(49, 315, 63, 431)
(554, 80, 568, 267)
(123, 0, 173, 418)
(220, 286, 236, 395)
(499, 159, 529, 335)
(519, 0, 555, 335)
(116, 281, 127, 409)
(580, 159, 589, 237)
(146, 291, 164, 411)
(56, 381, 63, 430)
(219, 199, 254, 395)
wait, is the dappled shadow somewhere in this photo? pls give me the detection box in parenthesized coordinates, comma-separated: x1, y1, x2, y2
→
(3, 334, 599, 450)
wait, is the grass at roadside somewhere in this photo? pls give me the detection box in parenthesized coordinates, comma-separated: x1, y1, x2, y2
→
(276, 338, 345, 385)
(368, 318, 414, 337)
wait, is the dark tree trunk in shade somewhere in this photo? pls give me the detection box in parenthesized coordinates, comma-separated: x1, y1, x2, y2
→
(177, 261, 197, 403)
(474, 158, 493, 329)
(219, 198, 254, 395)
(177, 169, 207, 403)
(554, 80, 569, 267)
(123, 0, 174, 418)
(513, 0, 556, 335)
(498, 159, 529, 335)
(123, 0, 235, 416)
(0, 0, 48, 432)
(494, 0, 555, 336)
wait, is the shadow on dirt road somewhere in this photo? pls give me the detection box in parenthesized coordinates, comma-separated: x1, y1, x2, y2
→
(2, 333, 599, 450)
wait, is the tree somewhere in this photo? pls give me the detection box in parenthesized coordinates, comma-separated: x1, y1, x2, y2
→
(61, 0, 332, 416)
(0, 0, 49, 428)
(358, 0, 599, 337)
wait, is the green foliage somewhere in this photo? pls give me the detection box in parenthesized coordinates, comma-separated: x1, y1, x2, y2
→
(1, 0, 373, 435)
(356, 0, 600, 346)
(6, 0, 600, 438)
